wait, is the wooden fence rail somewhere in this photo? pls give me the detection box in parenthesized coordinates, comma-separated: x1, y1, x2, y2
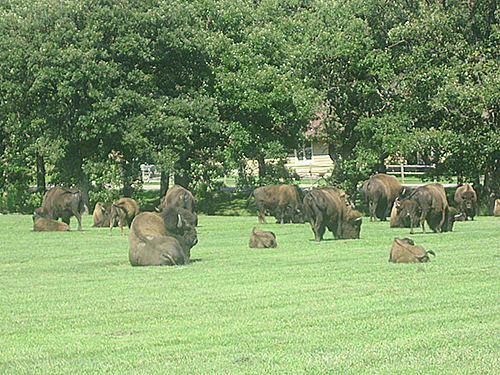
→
(385, 164, 435, 184)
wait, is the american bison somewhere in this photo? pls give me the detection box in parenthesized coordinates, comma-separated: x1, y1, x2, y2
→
(34, 187, 84, 231)
(405, 183, 449, 234)
(157, 185, 195, 213)
(494, 199, 500, 217)
(33, 215, 71, 231)
(362, 174, 403, 222)
(389, 238, 436, 263)
(92, 202, 115, 228)
(129, 206, 198, 266)
(390, 199, 411, 228)
(246, 184, 303, 224)
(249, 227, 278, 248)
(108, 197, 140, 236)
(303, 186, 362, 241)
(454, 183, 477, 220)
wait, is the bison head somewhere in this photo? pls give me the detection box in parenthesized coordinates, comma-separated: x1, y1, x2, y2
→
(160, 206, 198, 259)
(341, 209, 362, 239)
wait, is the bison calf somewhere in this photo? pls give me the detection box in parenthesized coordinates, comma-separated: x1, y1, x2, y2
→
(108, 198, 140, 236)
(129, 206, 198, 266)
(249, 227, 278, 248)
(389, 238, 436, 263)
(33, 215, 71, 231)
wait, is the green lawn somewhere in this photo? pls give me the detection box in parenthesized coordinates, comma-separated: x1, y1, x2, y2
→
(1, 213, 499, 374)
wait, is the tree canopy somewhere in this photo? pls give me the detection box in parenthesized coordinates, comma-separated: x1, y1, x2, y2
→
(1, 0, 499, 213)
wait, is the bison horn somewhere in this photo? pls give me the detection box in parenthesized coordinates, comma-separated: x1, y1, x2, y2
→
(177, 214, 183, 228)
(355, 217, 362, 222)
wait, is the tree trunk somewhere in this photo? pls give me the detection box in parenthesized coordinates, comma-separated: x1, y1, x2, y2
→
(121, 161, 134, 197)
(36, 154, 46, 192)
(160, 171, 170, 197)
(257, 153, 266, 181)
(174, 157, 191, 188)
(78, 172, 91, 214)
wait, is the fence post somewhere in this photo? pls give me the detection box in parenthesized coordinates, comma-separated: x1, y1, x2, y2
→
(400, 164, 405, 184)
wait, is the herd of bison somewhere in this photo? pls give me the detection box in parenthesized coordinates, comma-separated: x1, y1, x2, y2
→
(31, 174, 499, 265)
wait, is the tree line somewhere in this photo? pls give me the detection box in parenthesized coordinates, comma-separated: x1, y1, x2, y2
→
(1, 0, 499, 213)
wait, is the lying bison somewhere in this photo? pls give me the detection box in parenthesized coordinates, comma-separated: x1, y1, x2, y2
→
(129, 206, 198, 266)
(362, 173, 403, 222)
(454, 183, 477, 220)
(303, 186, 362, 241)
(34, 187, 84, 231)
(247, 184, 303, 224)
(249, 227, 278, 248)
(92, 202, 114, 228)
(404, 183, 449, 234)
(108, 198, 140, 236)
(33, 215, 71, 231)
(389, 238, 436, 263)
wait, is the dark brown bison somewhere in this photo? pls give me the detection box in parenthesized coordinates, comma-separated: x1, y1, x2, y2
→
(92, 202, 115, 228)
(390, 199, 411, 228)
(129, 206, 198, 266)
(362, 174, 403, 222)
(494, 199, 500, 217)
(405, 183, 449, 234)
(157, 185, 195, 212)
(454, 183, 477, 220)
(108, 198, 140, 236)
(246, 184, 303, 224)
(33, 215, 71, 231)
(303, 186, 362, 241)
(389, 238, 436, 263)
(249, 227, 278, 248)
(34, 187, 84, 231)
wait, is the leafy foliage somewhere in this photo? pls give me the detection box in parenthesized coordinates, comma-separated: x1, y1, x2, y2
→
(1, 0, 500, 211)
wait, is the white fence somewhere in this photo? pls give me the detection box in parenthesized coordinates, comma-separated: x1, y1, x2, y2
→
(385, 164, 435, 184)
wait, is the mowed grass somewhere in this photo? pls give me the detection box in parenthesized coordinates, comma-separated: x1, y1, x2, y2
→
(1, 213, 499, 374)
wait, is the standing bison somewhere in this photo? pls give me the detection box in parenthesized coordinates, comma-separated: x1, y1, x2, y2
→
(108, 197, 140, 236)
(157, 185, 195, 213)
(246, 184, 303, 224)
(390, 199, 411, 228)
(248, 227, 278, 248)
(454, 183, 477, 220)
(404, 183, 449, 234)
(129, 206, 198, 266)
(92, 202, 114, 228)
(34, 187, 84, 231)
(389, 238, 436, 263)
(303, 186, 362, 241)
(362, 173, 403, 222)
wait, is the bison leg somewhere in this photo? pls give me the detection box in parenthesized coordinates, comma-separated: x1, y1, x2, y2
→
(118, 218, 126, 236)
(257, 210, 267, 225)
(369, 200, 378, 222)
(419, 209, 428, 234)
(315, 223, 326, 242)
(109, 217, 117, 236)
(74, 211, 83, 231)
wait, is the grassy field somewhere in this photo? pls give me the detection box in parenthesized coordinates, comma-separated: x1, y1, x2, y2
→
(1, 213, 499, 374)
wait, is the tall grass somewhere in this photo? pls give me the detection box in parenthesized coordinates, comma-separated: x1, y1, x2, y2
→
(1, 214, 499, 374)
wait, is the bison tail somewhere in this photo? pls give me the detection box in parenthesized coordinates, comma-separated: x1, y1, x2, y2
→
(427, 250, 436, 258)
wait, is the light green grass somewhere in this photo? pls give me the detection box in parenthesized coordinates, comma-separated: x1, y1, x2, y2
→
(1, 214, 499, 374)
